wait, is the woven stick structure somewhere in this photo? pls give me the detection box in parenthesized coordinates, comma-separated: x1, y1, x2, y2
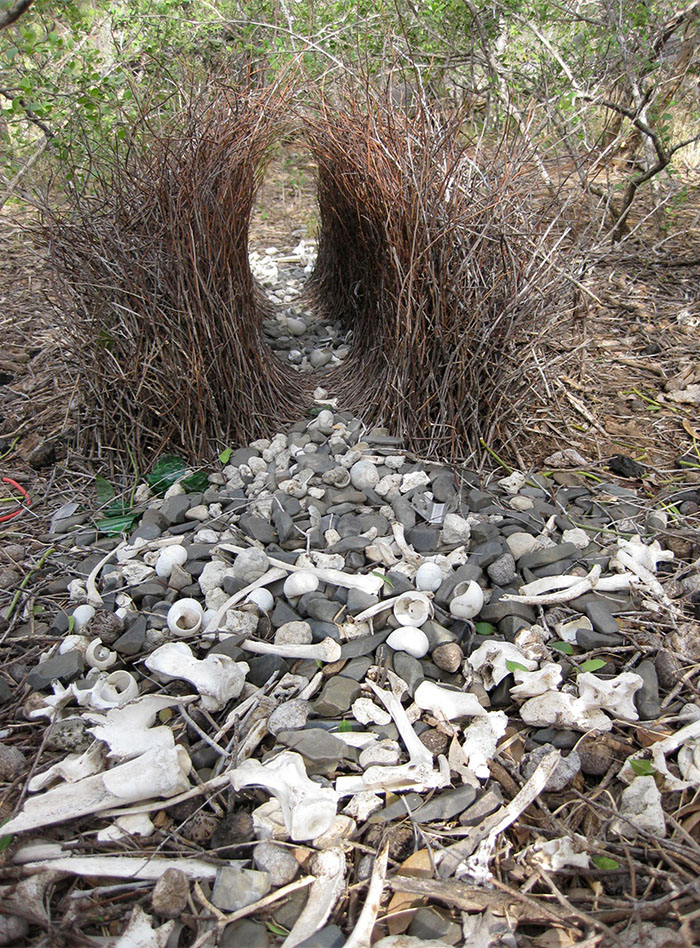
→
(47, 82, 306, 465)
(304, 88, 566, 461)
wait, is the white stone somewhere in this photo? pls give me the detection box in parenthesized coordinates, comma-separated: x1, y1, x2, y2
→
(497, 471, 527, 493)
(199, 561, 232, 596)
(614, 776, 666, 838)
(505, 532, 538, 560)
(562, 527, 590, 549)
(440, 514, 471, 546)
(400, 470, 431, 493)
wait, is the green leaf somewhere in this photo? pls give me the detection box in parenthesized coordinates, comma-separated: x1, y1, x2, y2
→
(371, 570, 394, 588)
(181, 470, 208, 492)
(475, 621, 495, 636)
(96, 513, 139, 536)
(266, 921, 289, 937)
(579, 658, 607, 672)
(219, 447, 232, 464)
(630, 758, 656, 777)
(505, 659, 529, 673)
(0, 833, 13, 852)
(551, 641, 574, 654)
(592, 855, 619, 871)
(67, 615, 75, 634)
(95, 474, 115, 505)
(337, 719, 352, 732)
(146, 454, 186, 494)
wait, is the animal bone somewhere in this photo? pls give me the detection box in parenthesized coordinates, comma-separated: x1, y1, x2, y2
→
(145, 641, 248, 710)
(281, 849, 347, 948)
(240, 636, 341, 663)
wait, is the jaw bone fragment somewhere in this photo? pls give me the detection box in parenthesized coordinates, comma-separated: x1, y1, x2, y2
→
(145, 641, 248, 711)
(28, 741, 105, 792)
(2, 744, 191, 835)
(230, 750, 339, 841)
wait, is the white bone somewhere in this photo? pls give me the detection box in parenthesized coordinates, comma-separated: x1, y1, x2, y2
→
(510, 663, 563, 700)
(145, 642, 248, 711)
(519, 691, 612, 732)
(13, 847, 218, 881)
(240, 636, 341, 663)
(230, 750, 338, 841)
(576, 671, 643, 720)
(281, 849, 346, 948)
(461, 711, 508, 779)
(28, 743, 105, 792)
(468, 641, 537, 690)
(85, 694, 195, 761)
(86, 541, 127, 607)
(414, 680, 486, 720)
(3, 745, 191, 835)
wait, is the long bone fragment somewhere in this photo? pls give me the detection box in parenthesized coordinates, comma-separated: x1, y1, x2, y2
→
(240, 636, 341, 663)
(439, 749, 561, 880)
(281, 849, 347, 948)
(343, 842, 389, 948)
(13, 846, 219, 880)
(3, 744, 192, 835)
(218, 543, 386, 595)
(503, 565, 608, 605)
(85, 540, 127, 606)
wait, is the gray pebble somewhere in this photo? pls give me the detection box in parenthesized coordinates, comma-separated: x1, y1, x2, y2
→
(212, 866, 270, 912)
(253, 841, 299, 886)
(634, 660, 661, 720)
(486, 552, 517, 586)
(0, 742, 26, 781)
(522, 743, 581, 791)
(268, 699, 311, 736)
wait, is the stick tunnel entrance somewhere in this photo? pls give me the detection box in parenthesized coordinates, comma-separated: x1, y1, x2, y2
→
(48, 85, 562, 469)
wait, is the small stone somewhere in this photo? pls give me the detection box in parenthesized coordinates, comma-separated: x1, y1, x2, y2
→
(582, 599, 621, 636)
(655, 649, 682, 690)
(296, 925, 346, 948)
(314, 676, 362, 717)
(505, 531, 539, 560)
(391, 652, 425, 696)
(0, 678, 13, 704)
(275, 620, 313, 646)
(406, 525, 440, 552)
(268, 699, 311, 736)
(578, 736, 614, 775)
(459, 786, 503, 825)
(616, 775, 666, 838)
(113, 616, 147, 655)
(152, 868, 189, 918)
(253, 841, 299, 886)
(221, 919, 270, 948)
(486, 552, 516, 586)
(634, 660, 661, 720)
(247, 654, 290, 687)
(519, 542, 580, 570)
(409, 907, 462, 944)
(413, 785, 477, 823)
(0, 742, 26, 781)
(160, 495, 191, 524)
(432, 642, 463, 673)
(277, 727, 354, 774)
(27, 650, 84, 689)
(419, 728, 450, 756)
(287, 316, 307, 335)
(439, 514, 471, 546)
(309, 349, 332, 369)
(212, 866, 271, 912)
(576, 627, 624, 649)
(47, 716, 91, 752)
(359, 739, 401, 768)
(522, 743, 581, 791)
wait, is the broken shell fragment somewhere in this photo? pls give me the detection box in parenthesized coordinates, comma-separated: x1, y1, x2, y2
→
(230, 750, 338, 841)
(246, 587, 274, 611)
(85, 638, 118, 670)
(74, 670, 140, 710)
(392, 591, 433, 626)
(72, 604, 96, 632)
(166, 598, 204, 636)
(449, 580, 484, 619)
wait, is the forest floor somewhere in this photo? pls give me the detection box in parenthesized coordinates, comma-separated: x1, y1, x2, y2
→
(1, 145, 700, 947)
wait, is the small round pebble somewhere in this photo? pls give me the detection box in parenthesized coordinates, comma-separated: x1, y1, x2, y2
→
(0, 742, 26, 781)
(418, 728, 450, 756)
(432, 642, 463, 673)
(578, 737, 614, 776)
(274, 620, 313, 646)
(253, 841, 299, 886)
(152, 868, 189, 918)
(267, 698, 311, 736)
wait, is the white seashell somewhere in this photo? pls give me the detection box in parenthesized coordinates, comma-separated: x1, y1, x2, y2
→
(167, 598, 204, 636)
(449, 580, 484, 619)
(386, 626, 430, 658)
(283, 569, 320, 599)
(72, 604, 96, 632)
(85, 638, 118, 670)
(155, 545, 188, 579)
(246, 587, 274, 611)
(350, 459, 379, 491)
(59, 634, 90, 655)
(392, 591, 433, 627)
(75, 670, 139, 710)
(233, 548, 269, 584)
(414, 562, 443, 592)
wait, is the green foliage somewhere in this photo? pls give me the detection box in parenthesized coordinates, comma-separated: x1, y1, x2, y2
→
(475, 621, 495, 636)
(578, 658, 608, 673)
(629, 758, 656, 777)
(592, 854, 620, 871)
(550, 641, 574, 655)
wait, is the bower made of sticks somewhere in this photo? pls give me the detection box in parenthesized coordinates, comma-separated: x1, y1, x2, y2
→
(48, 82, 565, 468)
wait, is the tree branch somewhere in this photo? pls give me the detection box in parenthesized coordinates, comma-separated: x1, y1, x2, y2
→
(0, 0, 34, 31)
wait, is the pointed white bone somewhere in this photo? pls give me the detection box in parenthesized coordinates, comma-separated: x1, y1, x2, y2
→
(240, 636, 341, 664)
(281, 849, 347, 948)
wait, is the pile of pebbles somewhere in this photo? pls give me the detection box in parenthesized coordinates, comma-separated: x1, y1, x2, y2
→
(251, 242, 352, 372)
(3, 396, 700, 946)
